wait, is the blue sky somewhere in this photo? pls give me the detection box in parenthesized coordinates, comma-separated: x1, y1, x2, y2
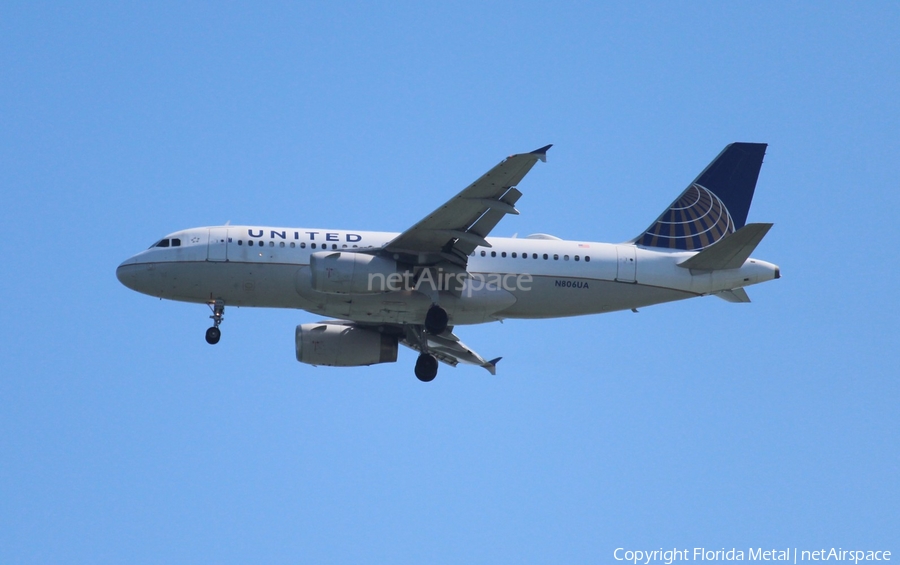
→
(2, 2, 898, 563)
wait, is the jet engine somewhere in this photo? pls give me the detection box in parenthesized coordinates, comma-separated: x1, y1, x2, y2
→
(295, 323, 398, 367)
(310, 251, 399, 294)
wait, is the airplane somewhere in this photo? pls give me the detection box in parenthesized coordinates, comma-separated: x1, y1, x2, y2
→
(116, 143, 780, 382)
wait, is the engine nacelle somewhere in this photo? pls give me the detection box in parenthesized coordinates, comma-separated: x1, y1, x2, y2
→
(309, 251, 398, 294)
(295, 323, 398, 367)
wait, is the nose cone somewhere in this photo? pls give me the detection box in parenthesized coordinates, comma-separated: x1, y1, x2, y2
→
(116, 257, 139, 291)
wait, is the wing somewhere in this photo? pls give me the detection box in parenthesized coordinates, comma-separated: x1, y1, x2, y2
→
(383, 145, 551, 266)
(400, 325, 501, 375)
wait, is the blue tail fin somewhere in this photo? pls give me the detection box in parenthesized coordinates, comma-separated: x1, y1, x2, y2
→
(636, 142, 767, 251)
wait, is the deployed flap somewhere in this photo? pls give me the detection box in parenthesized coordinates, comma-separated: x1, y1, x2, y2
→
(384, 145, 551, 265)
(400, 326, 500, 374)
(678, 223, 773, 271)
(714, 288, 751, 303)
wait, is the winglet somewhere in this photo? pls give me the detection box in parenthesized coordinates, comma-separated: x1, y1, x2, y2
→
(530, 144, 553, 162)
(483, 357, 502, 375)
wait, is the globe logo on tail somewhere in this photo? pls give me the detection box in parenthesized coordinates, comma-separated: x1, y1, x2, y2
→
(638, 183, 735, 251)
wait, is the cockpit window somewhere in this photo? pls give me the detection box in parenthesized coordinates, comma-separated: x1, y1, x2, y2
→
(148, 238, 180, 248)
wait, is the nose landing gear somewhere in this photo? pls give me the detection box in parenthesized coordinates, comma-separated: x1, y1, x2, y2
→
(206, 300, 225, 345)
(205, 326, 221, 344)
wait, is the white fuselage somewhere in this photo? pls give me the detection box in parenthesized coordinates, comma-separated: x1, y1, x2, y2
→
(116, 225, 780, 326)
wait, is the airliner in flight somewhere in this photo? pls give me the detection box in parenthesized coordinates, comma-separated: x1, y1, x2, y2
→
(117, 143, 780, 381)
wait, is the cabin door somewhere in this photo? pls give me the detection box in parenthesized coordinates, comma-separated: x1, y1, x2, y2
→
(207, 228, 228, 261)
(615, 245, 636, 283)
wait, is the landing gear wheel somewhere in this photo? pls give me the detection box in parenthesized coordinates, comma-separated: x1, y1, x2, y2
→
(205, 326, 221, 345)
(424, 305, 448, 335)
(415, 353, 438, 382)
(206, 300, 225, 345)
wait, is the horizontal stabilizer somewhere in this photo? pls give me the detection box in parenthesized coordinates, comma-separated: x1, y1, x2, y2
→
(714, 288, 751, 303)
(678, 223, 773, 271)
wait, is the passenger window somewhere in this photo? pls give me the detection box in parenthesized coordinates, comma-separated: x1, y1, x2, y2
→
(543, 253, 548, 260)
(501, 252, 507, 258)
(554, 254, 559, 260)
(279, 242, 285, 247)
(238, 240, 243, 246)
(585, 256, 591, 262)
(301, 243, 307, 248)
(532, 253, 538, 259)
(491, 251, 496, 257)
(311, 243, 317, 249)
(481, 251, 486, 257)
(564, 255, 568, 261)
(290, 242, 295, 248)
(269, 241, 274, 247)
(574, 255, 580, 261)
(511, 252, 517, 258)
(171, 238, 181, 247)
(332, 244, 337, 249)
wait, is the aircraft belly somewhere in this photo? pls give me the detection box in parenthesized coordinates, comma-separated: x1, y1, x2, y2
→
(304, 288, 516, 326)
(442, 287, 517, 324)
(340, 291, 425, 324)
(145, 262, 313, 309)
(294, 263, 519, 325)
(499, 275, 693, 319)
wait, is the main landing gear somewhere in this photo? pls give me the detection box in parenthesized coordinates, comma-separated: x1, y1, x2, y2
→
(415, 353, 438, 382)
(409, 322, 440, 382)
(205, 300, 224, 345)
(413, 305, 447, 382)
